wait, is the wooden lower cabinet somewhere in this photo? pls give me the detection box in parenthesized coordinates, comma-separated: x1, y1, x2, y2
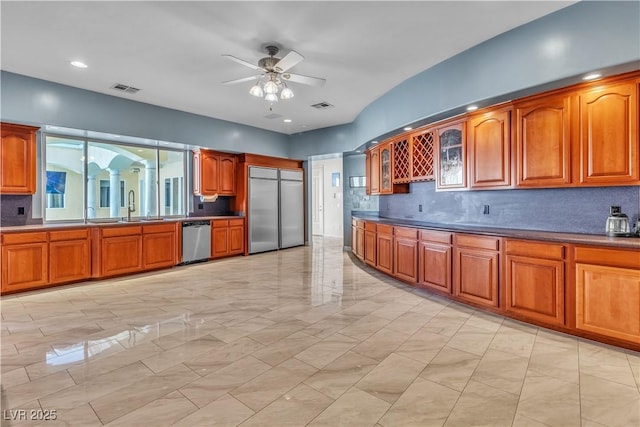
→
(351, 220, 357, 255)
(212, 218, 244, 259)
(49, 229, 91, 285)
(418, 230, 452, 293)
(1, 232, 48, 293)
(142, 223, 177, 269)
(355, 221, 365, 260)
(376, 224, 393, 275)
(454, 234, 500, 308)
(393, 227, 418, 283)
(505, 240, 565, 325)
(93, 226, 143, 278)
(364, 222, 377, 266)
(575, 246, 640, 344)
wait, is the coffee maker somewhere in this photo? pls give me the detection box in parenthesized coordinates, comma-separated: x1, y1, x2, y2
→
(605, 206, 631, 236)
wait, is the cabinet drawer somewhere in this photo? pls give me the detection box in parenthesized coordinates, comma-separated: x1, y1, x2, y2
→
(574, 246, 640, 269)
(420, 230, 452, 245)
(1, 232, 47, 245)
(49, 228, 89, 242)
(142, 223, 175, 234)
(101, 226, 142, 238)
(506, 239, 564, 260)
(395, 226, 418, 239)
(365, 222, 377, 232)
(455, 234, 499, 251)
(212, 219, 229, 228)
(229, 218, 244, 227)
(377, 224, 393, 235)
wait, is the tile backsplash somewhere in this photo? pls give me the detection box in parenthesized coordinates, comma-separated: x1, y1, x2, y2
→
(189, 195, 234, 217)
(0, 195, 42, 226)
(379, 182, 640, 235)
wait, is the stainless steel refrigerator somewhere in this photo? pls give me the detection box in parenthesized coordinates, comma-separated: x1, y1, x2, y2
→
(248, 166, 304, 254)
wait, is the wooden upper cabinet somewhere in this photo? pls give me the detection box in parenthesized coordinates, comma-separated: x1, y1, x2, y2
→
(219, 155, 236, 195)
(392, 136, 411, 184)
(365, 151, 372, 195)
(369, 147, 380, 195)
(467, 108, 512, 189)
(436, 120, 467, 190)
(193, 150, 237, 196)
(0, 123, 39, 194)
(379, 141, 393, 194)
(515, 94, 572, 187)
(577, 80, 639, 185)
(411, 129, 435, 182)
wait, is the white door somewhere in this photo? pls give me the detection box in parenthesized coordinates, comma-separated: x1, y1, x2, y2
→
(312, 166, 324, 235)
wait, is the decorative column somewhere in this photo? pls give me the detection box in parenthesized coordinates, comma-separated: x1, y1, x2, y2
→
(86, 174, 97, 219)
(109, 169, 120, 218)
(144, 160, 157, 217)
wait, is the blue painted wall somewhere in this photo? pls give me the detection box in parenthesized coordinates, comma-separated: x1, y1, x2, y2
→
(0, 71, 290, 158)
(379, 182, 640, 235)
(288, 1, 640, 158)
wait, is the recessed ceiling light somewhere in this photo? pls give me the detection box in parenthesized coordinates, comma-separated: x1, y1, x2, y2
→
(70, 60, 88, 69)
(403, 127, 412, 131)
(283, 119, 292, 123)
(583, 73, 602, 81)
(466, 105, 478, 111)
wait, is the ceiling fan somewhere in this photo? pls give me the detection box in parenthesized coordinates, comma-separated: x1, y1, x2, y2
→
(222, 45, 326, 102)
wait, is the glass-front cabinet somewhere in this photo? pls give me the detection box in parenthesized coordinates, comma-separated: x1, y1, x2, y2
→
(380, 141, 392, 194)
(436, 121, 466, 190)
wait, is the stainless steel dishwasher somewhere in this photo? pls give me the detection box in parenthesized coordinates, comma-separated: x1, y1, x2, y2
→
(181, 220, 211, 263)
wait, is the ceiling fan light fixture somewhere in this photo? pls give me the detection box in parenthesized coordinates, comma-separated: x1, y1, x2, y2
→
(263, 80, 279, 95)
(280, 86, 294, 100)
(249, 83, 264, 97)
(264, 93, 279, 103)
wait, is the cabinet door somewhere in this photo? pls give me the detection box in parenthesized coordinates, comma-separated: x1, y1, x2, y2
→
(365, 151, 372, 195)
(454, 247, 499, 307)
(394, 237, 418, 283)
(229, 224, 244, 255)
(1, 243, 48, 293)
(376, 233, 393, 275)
(515, 95, 571, 187)
(364, 229, 377, 266)
(196, 151, 220, 195)
(0, 124, 37, 194)
(578, 81, 639, 185)
(419, 241, 452, 293)
(505, 255, 564, 325)
(468, 109, 511, 188)
(212, 226, 229, 258)
(576, 263, 640, 343)
(369, 147, 380, 194)
(436, 121, 466, 190)
(219, 155, 236, 195)
(142, 232, 176, 269)
(355, 226, 365, 260)
(101, 236, 142, 276)
(380, 142, 393, 194)
(351, 224, 357, 254)
(49, 240, 91, 284)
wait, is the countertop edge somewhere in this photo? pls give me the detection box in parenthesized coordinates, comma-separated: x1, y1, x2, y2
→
(352, 215, 640, 250)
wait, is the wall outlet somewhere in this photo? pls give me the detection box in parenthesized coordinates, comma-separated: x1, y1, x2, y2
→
(483, 205, 490, 215)
(418, 204, 423, 212)
(17, 207, 25, 215)
(610, 205, 621, 215)
(198, 203, 204, 210)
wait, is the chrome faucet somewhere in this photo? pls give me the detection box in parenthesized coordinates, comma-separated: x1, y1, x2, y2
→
(127, 190, 136, 221)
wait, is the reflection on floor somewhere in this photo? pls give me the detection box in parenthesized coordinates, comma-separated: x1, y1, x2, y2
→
(1, 236, 639, 427)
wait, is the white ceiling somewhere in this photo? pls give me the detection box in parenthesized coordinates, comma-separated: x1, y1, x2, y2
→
(1, 1, 575, 135)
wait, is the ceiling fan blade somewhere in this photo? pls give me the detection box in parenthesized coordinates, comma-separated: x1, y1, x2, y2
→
(282, 72, 326, 87)
(221, 54, 264, 71)
(274, 50, 304, 72)
(221, 75, 262, 85)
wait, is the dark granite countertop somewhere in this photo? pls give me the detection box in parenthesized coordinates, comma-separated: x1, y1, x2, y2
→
(0, 216, 244, 233)
(352, 214, 640, 250)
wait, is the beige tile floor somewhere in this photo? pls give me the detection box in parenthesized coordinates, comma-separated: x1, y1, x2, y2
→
(1, 236, 639, 427)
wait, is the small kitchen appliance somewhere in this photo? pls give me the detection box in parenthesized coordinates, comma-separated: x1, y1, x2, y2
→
(605, 206, 631, 237)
